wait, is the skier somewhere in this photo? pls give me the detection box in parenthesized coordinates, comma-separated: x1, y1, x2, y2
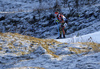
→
(55, 11, 68, 39)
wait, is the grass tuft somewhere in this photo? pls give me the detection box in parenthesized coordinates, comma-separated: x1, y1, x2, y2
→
(69, 42, 100, 55)
(0, 47, 2, 50)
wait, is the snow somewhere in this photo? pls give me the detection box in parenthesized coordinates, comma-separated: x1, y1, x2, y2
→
(55, 31, 100, 43)
(0, 0, 100, 69)
(0, 31, 100, 69)
(0, 0, 100, 38)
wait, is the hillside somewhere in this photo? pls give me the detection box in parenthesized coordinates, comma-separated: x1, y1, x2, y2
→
(56, 26, 100, 43)
(0, 0, 100, 38)
(0, 32, 100, 69)
(0, 0, 100, 69)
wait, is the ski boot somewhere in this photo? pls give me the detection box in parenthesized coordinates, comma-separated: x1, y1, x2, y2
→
(56, 34, 62, 39)
(63, 34, 66, 38)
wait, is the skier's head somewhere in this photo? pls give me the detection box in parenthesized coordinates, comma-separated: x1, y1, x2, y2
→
(55, 11, 59, 14)
(55, 11, 59, 17)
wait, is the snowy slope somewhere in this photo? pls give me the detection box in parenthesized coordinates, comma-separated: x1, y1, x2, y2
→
(0, 31, 100, 69)
(56, 30, 100, 43)
(0, 0, 55, 13)
(0, 0, 100, 38)
(0, 0, 100, 68)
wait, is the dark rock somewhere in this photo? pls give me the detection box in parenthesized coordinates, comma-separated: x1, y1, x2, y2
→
(0, 16, 5, 21)
(50, 14, 55, 18)
(46, 14, 55, 20)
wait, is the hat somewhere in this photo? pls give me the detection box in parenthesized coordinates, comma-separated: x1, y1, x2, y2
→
(55, 11, 59, 14)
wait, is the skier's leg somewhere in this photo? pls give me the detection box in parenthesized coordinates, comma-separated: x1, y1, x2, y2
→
(59, 26, 62, 38)
(62, 27, 65, 38)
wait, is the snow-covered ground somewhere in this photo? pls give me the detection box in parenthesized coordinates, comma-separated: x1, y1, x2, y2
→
(0, 0, 55, 13)
(0, 0, 100, 69)
(0, 31, 100, 69)
(0, 0, 100, 38)
(56, 31, 100, 43)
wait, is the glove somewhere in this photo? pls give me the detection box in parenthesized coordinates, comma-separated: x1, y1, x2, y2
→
(56, 20, 59, 22)
(64, 23, 67, 27)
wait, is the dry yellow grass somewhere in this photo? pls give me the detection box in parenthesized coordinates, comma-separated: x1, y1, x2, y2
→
(0, 43, 2, 46)
(1, 32, 99, 57)
(69, 47, 89, 54)
(0, 32, 62, 58)
(9, 46, 13, 49)
(0, 47, 2, 50)
(81, 42, 100, 52)
(69, 42, 100, 55)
